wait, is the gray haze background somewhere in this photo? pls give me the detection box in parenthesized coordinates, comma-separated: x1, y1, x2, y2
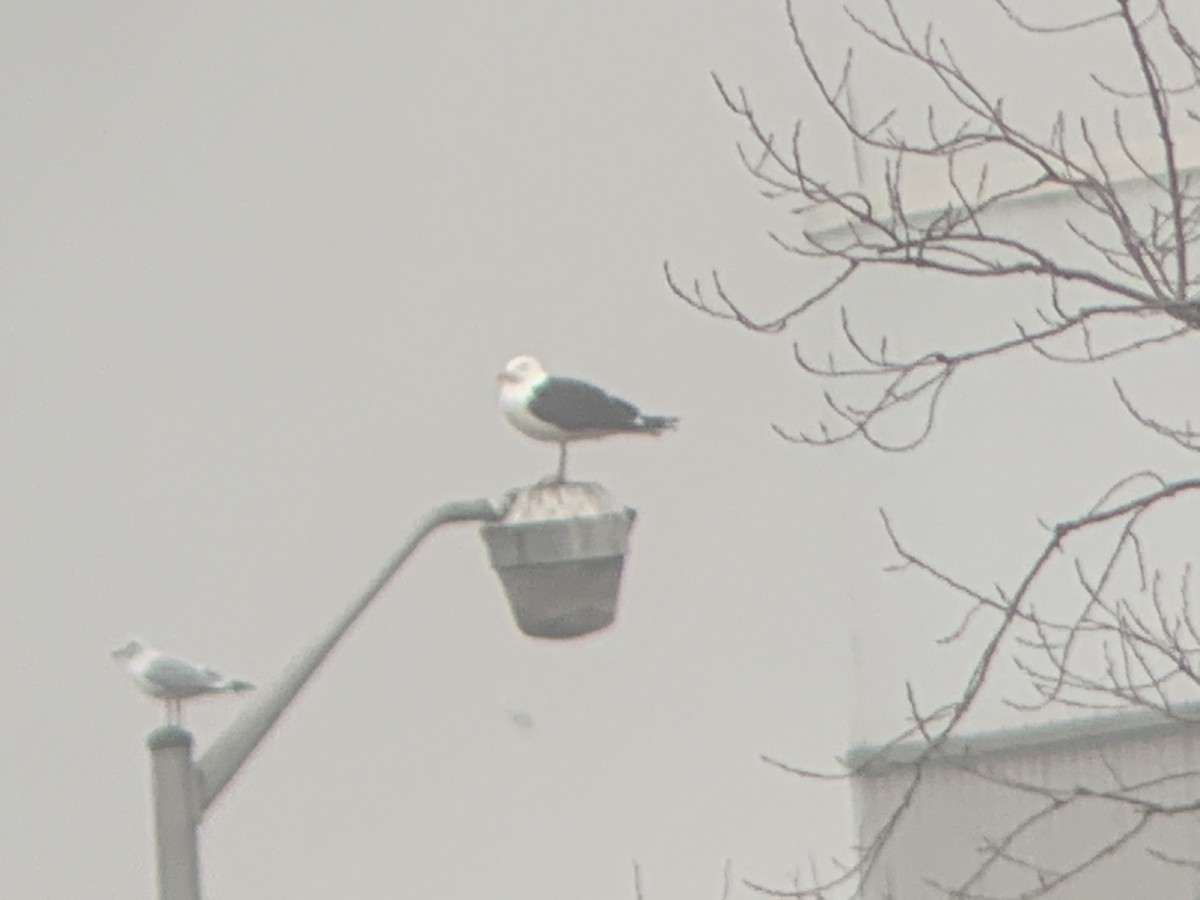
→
(4, 1, 1194, 898)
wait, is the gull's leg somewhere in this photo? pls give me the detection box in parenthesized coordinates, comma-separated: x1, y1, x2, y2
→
(536, 444, 569, 485)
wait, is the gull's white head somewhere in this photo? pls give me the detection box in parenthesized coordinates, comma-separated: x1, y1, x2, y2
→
(112, 639, 147, 661)
(497, 355, 547, 388)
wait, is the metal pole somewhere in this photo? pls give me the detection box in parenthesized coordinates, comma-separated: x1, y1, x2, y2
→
(148, 726, 201, 900)
(195, 497, 501, 813)
(149, 497, 502, 899)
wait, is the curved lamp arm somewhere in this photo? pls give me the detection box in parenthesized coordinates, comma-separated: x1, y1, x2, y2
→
(195, 497, 502, 814)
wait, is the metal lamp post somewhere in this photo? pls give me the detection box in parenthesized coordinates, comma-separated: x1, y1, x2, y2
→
(144, 487, 640, 899)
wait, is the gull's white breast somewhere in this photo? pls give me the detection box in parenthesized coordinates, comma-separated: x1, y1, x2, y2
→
(499, 381, 569, 442)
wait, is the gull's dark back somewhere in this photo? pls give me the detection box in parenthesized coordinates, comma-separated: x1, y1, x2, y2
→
(530, 377, 643, 431)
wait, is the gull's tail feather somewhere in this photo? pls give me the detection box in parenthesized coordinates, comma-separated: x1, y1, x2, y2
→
(637, 414, 680, 434)
(221, 678, 255, 693)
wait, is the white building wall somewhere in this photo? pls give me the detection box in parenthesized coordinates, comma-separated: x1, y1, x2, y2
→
(854, 714, 1200, 898)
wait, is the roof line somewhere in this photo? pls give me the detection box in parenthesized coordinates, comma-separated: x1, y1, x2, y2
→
(808, 162, 1200, 243)
(848, 701, 1200, 776)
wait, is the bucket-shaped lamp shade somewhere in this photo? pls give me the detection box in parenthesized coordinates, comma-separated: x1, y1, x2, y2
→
(482, 483, 636, 639)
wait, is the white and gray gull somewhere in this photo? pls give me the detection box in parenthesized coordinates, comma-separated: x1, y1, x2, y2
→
(497, 354, 679, 483)
(112, 639, 254, 726)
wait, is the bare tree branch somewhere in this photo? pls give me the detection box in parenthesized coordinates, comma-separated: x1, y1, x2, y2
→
(672, 1, 1200, 896)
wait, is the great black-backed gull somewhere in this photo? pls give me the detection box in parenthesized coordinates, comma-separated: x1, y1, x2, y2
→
(497, 355, 678, 482)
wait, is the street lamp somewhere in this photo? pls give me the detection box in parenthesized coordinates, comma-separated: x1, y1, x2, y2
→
(484, 482, 636, 638)
(144, 486, 639, 900)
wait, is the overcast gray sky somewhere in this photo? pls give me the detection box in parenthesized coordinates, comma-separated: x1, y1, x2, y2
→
(4, 1, 1197, 898)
